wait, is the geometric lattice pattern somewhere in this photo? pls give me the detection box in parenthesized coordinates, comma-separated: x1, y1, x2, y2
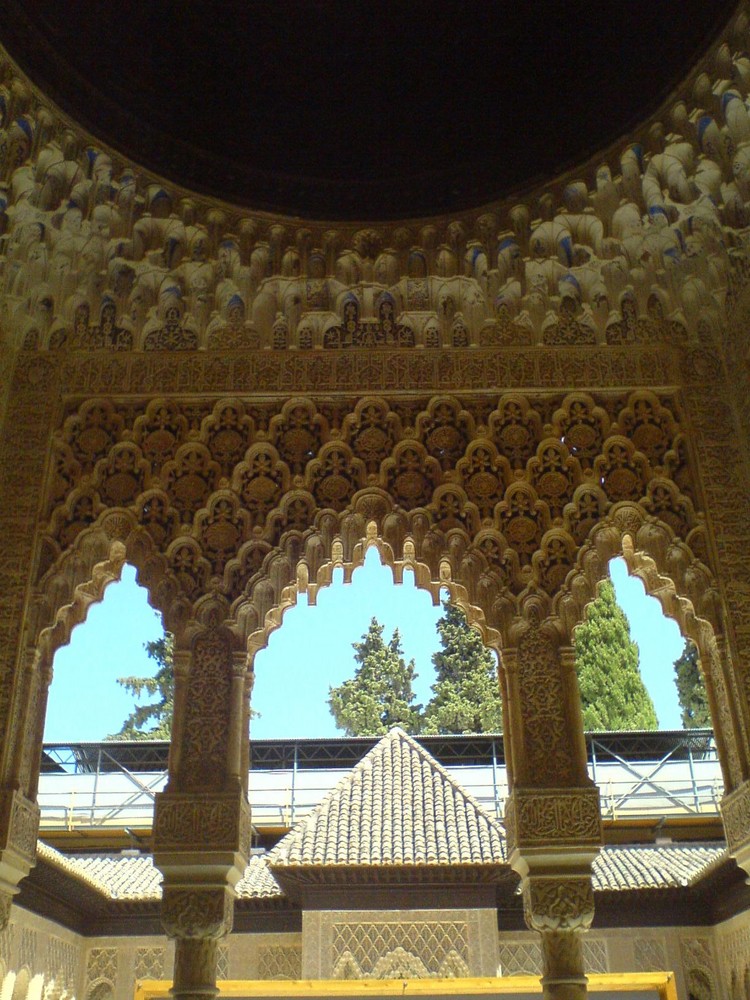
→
(216, 945, 229, 982)
(257, 945, 302, 981)
(497, 940, 542, 976)
(332, 921, 469, 979)
(86, 948, 118, 988)
(582, 938, 608, 975)
(134, 948, 164, 981)
(634, 937, 668, 973)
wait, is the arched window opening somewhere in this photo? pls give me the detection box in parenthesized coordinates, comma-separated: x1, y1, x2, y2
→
(252, 546, 499, 740)
(44, 563, 165, 743)
(39, 563, 165, 844)
(584, 558, 722, 825)
(605, 557, 696, 732)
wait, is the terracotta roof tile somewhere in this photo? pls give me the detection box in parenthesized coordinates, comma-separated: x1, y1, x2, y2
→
(235, 857, 284, 898)
(43, 848, 164, 900)
(268, 728, 507, 868)
(38, 843, 284, 901)
(37, 738, 728, 903)
(593, 845, 725, 891)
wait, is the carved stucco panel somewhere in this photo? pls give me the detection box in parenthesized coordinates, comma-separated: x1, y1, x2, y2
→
(523, 877, 595, 934)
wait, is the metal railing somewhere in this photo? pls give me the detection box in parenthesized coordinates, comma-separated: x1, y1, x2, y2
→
(37, 730, 722, 832)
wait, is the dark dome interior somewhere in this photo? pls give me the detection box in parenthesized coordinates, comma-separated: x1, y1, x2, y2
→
(2, 0, 737, 219)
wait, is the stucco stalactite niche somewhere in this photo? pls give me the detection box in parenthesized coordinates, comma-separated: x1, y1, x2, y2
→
(3, 5, 750, 999)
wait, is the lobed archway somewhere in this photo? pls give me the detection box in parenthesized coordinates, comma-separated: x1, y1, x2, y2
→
(19, 388, 745, 790)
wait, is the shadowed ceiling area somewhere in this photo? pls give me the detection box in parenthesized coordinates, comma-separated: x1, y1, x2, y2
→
(1, 1, 738, 218)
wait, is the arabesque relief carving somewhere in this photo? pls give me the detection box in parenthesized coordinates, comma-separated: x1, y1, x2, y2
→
(161, 887, 235, 940)
(31, 390, 714, 649)
(21, 386, 748, 803)
(2, 12, 750, 373)
(524, 878, 595, 934)
(153, 795, 251, 854)
(2, 7, 750, 993)
(505, 788, 602, 854)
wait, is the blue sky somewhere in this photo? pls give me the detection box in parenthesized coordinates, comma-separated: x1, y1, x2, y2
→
(43, 550, 686, 743)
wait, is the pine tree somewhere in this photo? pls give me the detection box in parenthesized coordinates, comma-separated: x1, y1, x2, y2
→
(673, 639, 711, 729)
(575, 581, 658, 731)
(108, 634, 174, 740)
(328, 617, 422, 736)
(423, 602, 503, 734)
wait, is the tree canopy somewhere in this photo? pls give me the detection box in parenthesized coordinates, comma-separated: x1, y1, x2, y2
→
(108, 634, 174, 740)
(673, 639, 711, 729)
(328, 618, 422, 736)
(422, 601, 503, 734)
(575, 581, 658, 731)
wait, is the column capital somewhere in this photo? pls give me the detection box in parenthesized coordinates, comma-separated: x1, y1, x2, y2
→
(162, 885, 234, 940)
(154, 790, 250, 887)
(523, 875, 595, 934)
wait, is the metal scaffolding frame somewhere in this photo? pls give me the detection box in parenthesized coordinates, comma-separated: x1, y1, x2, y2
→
(37, 730, 722, 832)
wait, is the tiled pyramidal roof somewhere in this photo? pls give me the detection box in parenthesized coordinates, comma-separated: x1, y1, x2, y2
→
(268, 727, 507, 868)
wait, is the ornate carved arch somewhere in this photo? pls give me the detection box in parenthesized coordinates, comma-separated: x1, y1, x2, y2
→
(29, 388, 725, 720)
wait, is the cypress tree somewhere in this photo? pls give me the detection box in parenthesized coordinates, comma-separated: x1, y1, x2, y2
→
(328, 617, 422, 735)
(673, 639, 711, 729)
(575, 581, 658, 731)
(423, 602, 503, 733)
(108, 634, 174, 740)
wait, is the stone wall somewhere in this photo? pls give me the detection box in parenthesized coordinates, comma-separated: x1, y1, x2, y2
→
(2, 900, 747, 1000)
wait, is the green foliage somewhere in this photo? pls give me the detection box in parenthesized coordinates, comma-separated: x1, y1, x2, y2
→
(422, 601, 503, 734)
(673, 639, 711, 729)
(328, 618, 422, 736)
(107, 634, 174, 740)
(575, 581, 658, 731)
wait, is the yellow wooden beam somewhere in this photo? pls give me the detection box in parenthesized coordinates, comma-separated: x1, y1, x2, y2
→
(135, 971, 676, 1000)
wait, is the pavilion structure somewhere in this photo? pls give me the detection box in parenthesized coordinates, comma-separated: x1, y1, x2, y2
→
(1, 4, 750, 999)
